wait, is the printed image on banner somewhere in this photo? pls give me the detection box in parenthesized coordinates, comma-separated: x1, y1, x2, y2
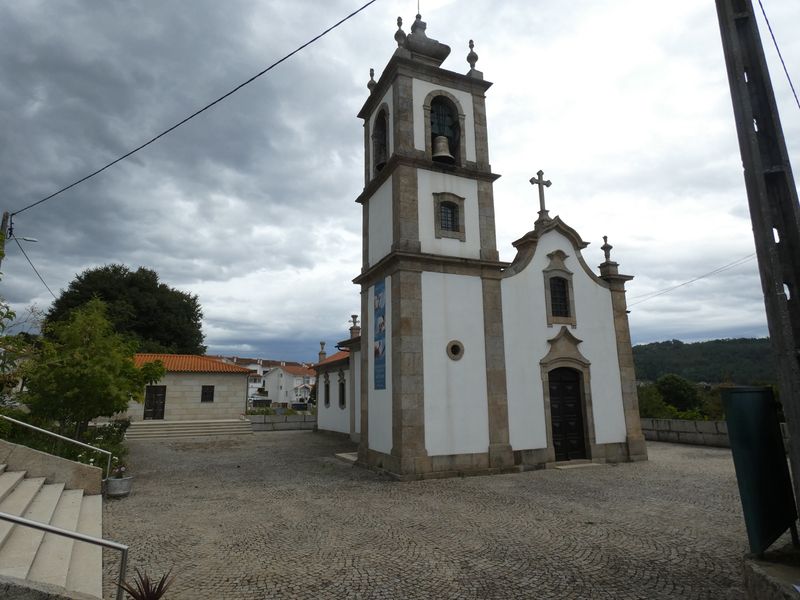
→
(374, 279, 386, 390)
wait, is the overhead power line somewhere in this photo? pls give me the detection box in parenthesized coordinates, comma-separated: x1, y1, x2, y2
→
(628, 253, 756, 308)
(10, 0, 380, 219)
(757, 0, 800, 110)
(11, 236, 57, 299)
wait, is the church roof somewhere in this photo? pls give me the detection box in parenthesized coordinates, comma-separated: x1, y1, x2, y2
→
(314, 350, 350, 370)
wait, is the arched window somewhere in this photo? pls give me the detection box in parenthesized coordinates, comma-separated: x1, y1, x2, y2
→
(430, 96, 459, 164)
(323, 373, 330, 408)
(549, 277, 570, 318)
(543, 250, 576, 326)
(440, 201, 458, 232)
(337, 369, 346, 409)
(372, 108, 389, 174)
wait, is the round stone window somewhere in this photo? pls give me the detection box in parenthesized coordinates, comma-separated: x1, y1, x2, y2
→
(446, 340, 464, 361)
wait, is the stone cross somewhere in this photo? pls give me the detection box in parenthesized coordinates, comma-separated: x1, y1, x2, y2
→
(529, 170, 551, 221)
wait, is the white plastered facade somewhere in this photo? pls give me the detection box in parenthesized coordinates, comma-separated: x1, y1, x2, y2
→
(421, 272, 490, 456)
(502, 229, 627, 450)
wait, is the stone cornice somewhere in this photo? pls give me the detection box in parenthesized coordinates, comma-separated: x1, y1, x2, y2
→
(353, 251, 508, 286)
(358, 55, 493, 120)
(356, 154, 500, 204)
(504, 216, 610, 288)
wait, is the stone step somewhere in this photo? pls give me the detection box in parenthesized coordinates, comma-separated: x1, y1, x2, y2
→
(129, 419, 246, 426)
(0, 470, 26, 503)
(0, 477, 45, 548)
(27, 488, 84, 589)
(0, 483, 64, 579)
(127, 423, 252, 431)
(66, 494, 103, 599)
(0, 463, 6, 474)
(126, 421, 253, 439)
(126, 430, 252, 439)
(127, 422, 252, 430)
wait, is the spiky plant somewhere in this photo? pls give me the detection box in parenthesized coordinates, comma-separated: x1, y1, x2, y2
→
(118, 568, 175, 600)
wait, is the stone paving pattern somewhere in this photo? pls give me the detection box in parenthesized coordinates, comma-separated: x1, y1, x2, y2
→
(103, 433, 750, 599)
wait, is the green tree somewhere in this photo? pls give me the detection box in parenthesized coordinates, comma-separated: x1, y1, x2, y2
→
(637, 384, 676, 419)
(46, 264, 205, 354)
(655, 373, 699, 412)
(23, 298, 165, 436)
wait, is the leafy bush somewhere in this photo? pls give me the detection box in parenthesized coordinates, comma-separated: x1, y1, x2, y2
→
(0, 409, 130, 473)
(637, 384, 674, 419)
(655, 374, 699, 412)
(246, 408, 276, 416)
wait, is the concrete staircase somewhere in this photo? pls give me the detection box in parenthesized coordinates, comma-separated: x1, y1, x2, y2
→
(0, 464, 102, 599)
(126, 418, 253, 440)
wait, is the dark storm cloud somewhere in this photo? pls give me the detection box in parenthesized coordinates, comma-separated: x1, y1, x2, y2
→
(1, 0, 797, 360)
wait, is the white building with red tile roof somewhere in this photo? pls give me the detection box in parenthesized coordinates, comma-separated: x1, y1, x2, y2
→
(262, 362, 316, 408)
(313, 317, 362, 440)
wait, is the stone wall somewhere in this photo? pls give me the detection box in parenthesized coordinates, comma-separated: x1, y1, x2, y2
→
(641, 418, 789, 449)
(0, 439, 102, 495)
(247, 415, 316, 432)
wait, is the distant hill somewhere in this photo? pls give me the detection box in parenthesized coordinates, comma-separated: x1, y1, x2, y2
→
(632, 338, 775, 385)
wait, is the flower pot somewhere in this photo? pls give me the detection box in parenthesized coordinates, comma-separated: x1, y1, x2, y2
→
(106, 476, 133, 498)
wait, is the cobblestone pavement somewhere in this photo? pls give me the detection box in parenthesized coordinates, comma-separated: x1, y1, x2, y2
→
(103, 434, 750, 599)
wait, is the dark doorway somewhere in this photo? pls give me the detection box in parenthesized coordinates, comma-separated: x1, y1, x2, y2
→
(549, 367, 587, 461)
(144, 385, 166, 420)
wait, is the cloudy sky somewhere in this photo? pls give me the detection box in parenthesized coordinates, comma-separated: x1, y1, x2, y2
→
(1, 0, 798, 362)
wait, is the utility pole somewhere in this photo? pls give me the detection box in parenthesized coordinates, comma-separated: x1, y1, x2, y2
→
(716, 0, 800, 505)
(0, 211, 9, 271)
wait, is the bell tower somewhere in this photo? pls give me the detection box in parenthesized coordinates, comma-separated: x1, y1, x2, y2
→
(355, 14, 513, 479)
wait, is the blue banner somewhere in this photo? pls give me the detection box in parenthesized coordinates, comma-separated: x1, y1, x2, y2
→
(374, 279, 386, 390)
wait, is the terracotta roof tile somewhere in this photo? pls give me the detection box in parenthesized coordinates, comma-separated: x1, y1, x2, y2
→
(314, 350, 350, 369)
(134, 354, 253, 374)
(281, 364, 316, 377)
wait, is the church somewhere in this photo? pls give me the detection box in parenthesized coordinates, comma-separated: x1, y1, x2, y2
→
(314, 13, 647, 479)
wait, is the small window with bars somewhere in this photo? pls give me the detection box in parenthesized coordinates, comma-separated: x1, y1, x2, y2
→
(201, 385, 215, 403)
(440, 201, 458, 232)
(549, 277, 570, 318)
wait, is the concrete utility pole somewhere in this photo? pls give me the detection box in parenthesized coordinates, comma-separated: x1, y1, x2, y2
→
(716, 0, 800, 505)
(0, 211, 9, 271)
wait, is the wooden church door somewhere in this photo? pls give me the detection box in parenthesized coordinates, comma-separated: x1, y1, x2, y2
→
(549, 368, 587, 461)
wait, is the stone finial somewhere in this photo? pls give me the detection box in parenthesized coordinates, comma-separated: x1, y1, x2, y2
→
(394, 16, 407, 47)
(318, 341, 327, 363)
(601, 235, 613, 262)
(367, 68, 376, 91)
(349, 314, 361, 339)
(467, 40, 478, 70)
(411, 13, 425, 34)
(402, 13, 451, 65)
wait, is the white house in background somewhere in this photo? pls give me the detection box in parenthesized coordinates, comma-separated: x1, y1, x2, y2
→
(312, 14, 646, 480)
(262, 363, 316, 407)
(127, 354, 251, 421)
(314, 318, 362, 442)
(213, 355, 307, 399)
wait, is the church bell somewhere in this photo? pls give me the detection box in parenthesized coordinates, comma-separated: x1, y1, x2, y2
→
(432, 135, 455, 164)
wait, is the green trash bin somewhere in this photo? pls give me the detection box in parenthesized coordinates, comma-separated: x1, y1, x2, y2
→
(722, 386, 797, 555)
